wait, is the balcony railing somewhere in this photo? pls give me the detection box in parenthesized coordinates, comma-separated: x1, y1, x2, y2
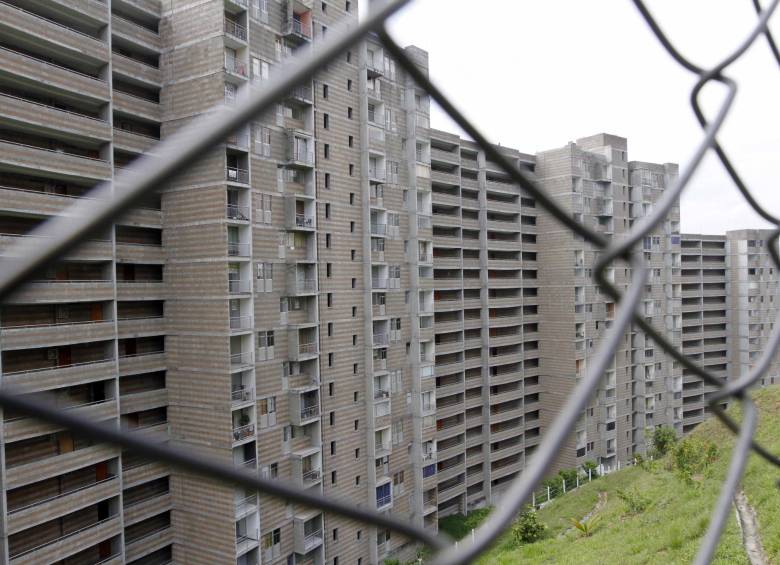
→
(417, 214, 432, 229)
(376, 494, 392, 508)
(371, 223, 387, 236)
(368, 168, 386, 181)
(235, 494, 257, 513)
(232, 387, 255, 404)
(230, 351, 253, 366)
(294, 279, 317, 293)
(299, 342, 317, 355)
(372, 278, 388, 289)
(288, 85, 312, 102)
(287, 17, 312, 39)
(300, 404, 319, 420)
(224, 58, 248, 77)
(228, 279, 251, 293)
(295, 214, 314, 228)
(226, 167, 249, 183)
(373, 333, 389, 346)
(233, 423, 255, 441)
(374, 389, 390, 400)
(224, 19, 247, 41)
(302, 468, 321, 483)
(230, 315, 252, 330)
(10, 516, 118, 559)
(228, 242, 250, 256)
(289, 146, 315, 164)
(227, 204, 250, 220)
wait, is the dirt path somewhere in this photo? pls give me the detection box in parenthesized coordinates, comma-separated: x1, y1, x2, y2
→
(734, 490, 770, 565)
(558, 491, 607, 538)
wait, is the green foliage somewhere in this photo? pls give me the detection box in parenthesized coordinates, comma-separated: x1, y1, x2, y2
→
(382, 560, 400, 565)
(651, 425, 678, 457)
(582, 460, 600, 478)
(616, 488, 650, 515)
(512, 508, 547, 545)
(673, 435, 719, 483)
(438, 507, 492, 541)
(569, 514, 601, 537)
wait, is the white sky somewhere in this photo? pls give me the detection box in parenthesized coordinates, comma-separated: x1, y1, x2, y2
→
(379, 0, 780, 235)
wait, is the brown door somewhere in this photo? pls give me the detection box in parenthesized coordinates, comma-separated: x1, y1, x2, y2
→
(57, 347, 72, 367)
(98, 540, 112, 559)
(90, 303, 103, 322)
(58, 432, 74, 454)
(95, 461, 109, 481)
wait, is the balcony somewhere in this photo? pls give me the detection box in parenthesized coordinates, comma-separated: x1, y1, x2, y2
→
(228, 279, 251, 294)
(227, 204, 250, 221)
(5, 399, 117, 443)
(232, 422, 255, 444)
(373, 333, 389, 347)
(0, 320, 115, 351)
(124, 524, 173, 563)
(230, 315, 253, 331)
(369, 167, 386, 183)
(7, 476, 119, 535)
(294, 214, 315, 230)
(0, 140, 111, 182)
(111, 14, 162, 52)
(226, 167, 249, 184)
(224, 58, 248, 79)
(293, 513, 323, 555)
(0, 93, 111, 143)
(113, 90, 161, 122)
(371, 223, 387, 236)
(228, 241, 251, 257)
(288, 278, 317, 295)
(230, 351, 253, 368)
(6, 444, 117, 490)
(287, 143, 315, 167)
(3, 358, 115, 394)
(9, 516, 121, 565)
(118, 351, 166, 376)
(283, 16, 312, 43)
(231, 386, 255, 407)
(0, 47, 109, 102)
(224, 19, 247, 42)
(372, 277, 388, 290)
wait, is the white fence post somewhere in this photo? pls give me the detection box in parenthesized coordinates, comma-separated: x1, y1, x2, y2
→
(547, 486, 551, 502)
(588, 468, 592, 481)
(562, 479, 566, 494)
(576, 475, 580, 488)
(532, 491, 535, 508)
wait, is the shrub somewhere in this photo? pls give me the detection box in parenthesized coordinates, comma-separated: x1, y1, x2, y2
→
(558, 467, 579, 488)
(383, 560, 400, 565)
(616, 488, 651, 515)
(569, 514, 601, 537)
(673, 436, 719, 483)
(582, 460, 600, 479)
(438, 507, 492, 540)
(651, 426, 678, 457)
(512, 507, 547, 545)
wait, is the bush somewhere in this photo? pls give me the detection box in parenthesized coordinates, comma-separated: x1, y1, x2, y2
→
(438, 507, 492, 540)
(512, 507, 547, 545)
(673, 436, 719, 483)
(651, 426, 678, 457)
(616, 488, 651, 515)
(582, 460, 600, 479)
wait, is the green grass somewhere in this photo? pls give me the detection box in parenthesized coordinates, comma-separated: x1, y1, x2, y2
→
(439, 385, 780, 565)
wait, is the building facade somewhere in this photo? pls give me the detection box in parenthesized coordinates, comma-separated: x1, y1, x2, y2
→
(534, 135, 683, 472)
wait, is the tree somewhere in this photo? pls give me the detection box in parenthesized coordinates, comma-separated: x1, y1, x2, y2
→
(651, 426, 678, 457)
(582, 460, 599, 479)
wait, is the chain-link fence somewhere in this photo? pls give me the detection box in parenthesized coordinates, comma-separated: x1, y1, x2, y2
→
(0, 1, 778, 563)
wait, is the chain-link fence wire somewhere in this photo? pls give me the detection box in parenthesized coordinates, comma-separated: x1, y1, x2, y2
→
(0, 0, 778, 563)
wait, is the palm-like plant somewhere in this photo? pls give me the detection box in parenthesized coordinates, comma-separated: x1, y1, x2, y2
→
(569, 514, 601, 537)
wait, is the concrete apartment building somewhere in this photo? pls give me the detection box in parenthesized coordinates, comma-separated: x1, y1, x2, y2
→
(429, 130, 541, 517)
(0, 0, 773, 563)
(535, 135, 683, 472)
(679, 230, 780, 434)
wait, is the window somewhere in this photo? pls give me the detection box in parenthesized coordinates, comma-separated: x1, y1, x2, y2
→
(354, 419, 359, 430)
(326, 263, 332, 277)
(347, 107, 353, 119)
(254, 125, 271, 157)
(350, 221, 355, 233)
(324, 172, 331, 189)
(353, 363, 358, 374)
(351, 249, 356, 261)
(331, 470, 337, 484)
(258, 396, 276, 428)
(323, 113, 329, 129)
(256, 262, 273, 292)
(322, 84, 329, 98)
(347, 78, 352, 90)
(326, 233, 331, 248)
(327, 322, 333, 336)
(349, 164, 354, 176)
(329, 411, 335, 425)
(257, 330, 275, 361)
(327, 293, 333, 307)
(348, 135, 354, 147)
(324, 143, 330, 159)
(328, 352, 334, 366)
(257, 194, 273, 224)
(349, 193, 355, 205)
(261, 529, 281, 561)
(352, 306, 357, 317)
(333, 528, 338, 541)
(252, 58, 270, 83)
(325, 203, 331, 219)
(346, 0, 351, 11)
(330, 441, 336, 455)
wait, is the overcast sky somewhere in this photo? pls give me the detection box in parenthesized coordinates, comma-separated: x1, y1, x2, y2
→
(379, 0, 780, 235)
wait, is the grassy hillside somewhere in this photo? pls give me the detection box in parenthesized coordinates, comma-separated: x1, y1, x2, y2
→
(440, 385, 780, 565)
